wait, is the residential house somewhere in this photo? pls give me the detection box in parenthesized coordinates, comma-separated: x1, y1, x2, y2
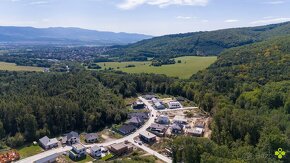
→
(39, 136, 58, 150)
(118, 125, 137, 135)
(85, 133, 98, 143)
(168, 101, 182, 109)
(69, 143, 86, 160)
(187, 127, 204, 137)
(171, 123, 183, 134)
(109, 143, 133, 155)
(63, 131, 80, 145)
(90, 145, 102, 158)
(132, 100, 145, 109)
(139, 131, 157, 143)
(154, 101, 166, 110)
(143, 95, 156, 100)
(126, 116, 144, 127)
(128, 112, 149, 120)
(156, 115, 170, 124)
(173, 115, 187, 124)
(148, 123, 168, 136)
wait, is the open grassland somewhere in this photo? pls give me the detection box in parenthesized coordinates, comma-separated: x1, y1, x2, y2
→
(17, 144, 43, 159)
(0, 62, 43, 72)
(97, 56, 217, 79)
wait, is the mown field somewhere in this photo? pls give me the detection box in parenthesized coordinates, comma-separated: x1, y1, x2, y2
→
(0, 62, 43, 72)
(96, 56, 217, 79)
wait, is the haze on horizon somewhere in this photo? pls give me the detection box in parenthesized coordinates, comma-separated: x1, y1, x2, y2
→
(0, 0, 290, 36)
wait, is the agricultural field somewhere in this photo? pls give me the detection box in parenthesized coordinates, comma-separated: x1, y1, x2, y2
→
(96, 56, 217, 79)
(0, 62, 43, 72)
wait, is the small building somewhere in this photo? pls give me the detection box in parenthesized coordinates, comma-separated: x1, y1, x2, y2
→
(173, 115, 187, 124)
(118, 125, 137, 135)
(62, 131, 80, 145)
(128, 112, 149, 120)
(187, 127, 204, 137)
(39, 136, 58, 150)
(34, 153, 60, 163)
(171, 123, 183, 134)
(139, 131, 157, 143)
(143, 95, 156, 100)
(85, 133, 98, 143)
(69, 143, 86, 160)
(126, 116, 144, 127)
(154, 101, 166, 110)
(90, 145, 102, 158)
(132, 100, 145, 109)
(156, 115, 170, 124)
(109, 143, 133, 155)
(194, 119, 206, 128)
(148, 123, 168, 136)
(168, 101, 182, 109)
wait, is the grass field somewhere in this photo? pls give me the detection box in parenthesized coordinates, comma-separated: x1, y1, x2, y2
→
(96, 56, 217, 79)
(17, 144, 43, 159)
(0, 62, 43, 72)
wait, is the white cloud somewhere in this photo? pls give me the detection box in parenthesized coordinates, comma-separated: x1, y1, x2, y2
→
(263, 0, 285, 4)
(176, 16, 197, 19)
(29, 1, 49, 5)
(224, 19, 239, 23)
(118, 0, 209, 10)
(251, 17, 290, 24)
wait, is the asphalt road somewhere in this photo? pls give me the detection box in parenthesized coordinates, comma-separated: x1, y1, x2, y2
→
(17, 97, 172, 163)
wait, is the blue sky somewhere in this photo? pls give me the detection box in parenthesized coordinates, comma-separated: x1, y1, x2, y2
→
(0, 0, 289, 35)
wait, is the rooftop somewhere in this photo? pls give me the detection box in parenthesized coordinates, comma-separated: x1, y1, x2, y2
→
(110, 143, 127, 151)
(173, 115, 187, 122)
(140, 131, 156, 139)
(72, 143, 86, 151)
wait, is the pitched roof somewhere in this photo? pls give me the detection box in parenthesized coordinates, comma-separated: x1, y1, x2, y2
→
(66, 131, 79, 140)
(118, 125, 137, 134)
(85, 133, 98, 140)
(149, 123, 167, 130)
(110, 143, 127, 151)
(39, 136, 58, 146)
(128, 112, 149, 119)
(127, 116, 144, 124)
(171, 123, 182, 130)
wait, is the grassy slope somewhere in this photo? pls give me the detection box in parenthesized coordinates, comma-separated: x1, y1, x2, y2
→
(0, 62, 43, 72)
(96, 56, 217, 79)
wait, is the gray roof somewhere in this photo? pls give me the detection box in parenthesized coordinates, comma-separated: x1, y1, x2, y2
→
(72, 143, 86, 151)
(171, 123, 182, 130)
(39, 136, 58, 146)
(85, 133, 98, 140)
(66, 131, 79, 140)
(128, 112, 149, 119)
(127, 116, 144, 124)
(149, 123, 167, 130)
(91, 145, 101, 152)
(140, 131, 156, 139)
(35, 153, 60, 163)
(118, 124, 137, 134)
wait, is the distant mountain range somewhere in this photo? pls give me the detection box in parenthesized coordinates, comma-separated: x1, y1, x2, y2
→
(0, 26, 152, 45)
(107, 21, 290, 57)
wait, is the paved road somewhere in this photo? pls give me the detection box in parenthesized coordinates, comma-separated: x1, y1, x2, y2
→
(17, 97, 172, 163)
(158, 107, 198, 112)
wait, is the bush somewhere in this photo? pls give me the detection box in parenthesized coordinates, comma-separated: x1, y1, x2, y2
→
(6, 133, 25, 148)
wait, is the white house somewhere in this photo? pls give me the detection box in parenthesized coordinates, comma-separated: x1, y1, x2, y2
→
(90, 145, 102, 158)
(168, 101, 182, 109)
(173, 115, 187, 124)
(69, 143, 86, 160)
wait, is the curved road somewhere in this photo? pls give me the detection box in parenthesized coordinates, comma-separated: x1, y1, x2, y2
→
(17, 97, 172, 163)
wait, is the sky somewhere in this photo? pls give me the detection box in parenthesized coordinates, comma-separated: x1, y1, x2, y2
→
(0, 0, 289, 36)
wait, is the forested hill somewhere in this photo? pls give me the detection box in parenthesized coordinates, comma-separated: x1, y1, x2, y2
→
(107, 21, 290, 57)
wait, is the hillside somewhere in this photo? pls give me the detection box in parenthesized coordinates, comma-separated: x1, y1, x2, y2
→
(107, 21, 290, 57)
(0, 26, 152, 45)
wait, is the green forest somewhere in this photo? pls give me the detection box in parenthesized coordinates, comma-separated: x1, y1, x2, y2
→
(107, 22, 290, 59)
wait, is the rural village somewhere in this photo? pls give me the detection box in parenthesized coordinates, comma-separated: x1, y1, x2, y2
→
(1, 95, 211, 163)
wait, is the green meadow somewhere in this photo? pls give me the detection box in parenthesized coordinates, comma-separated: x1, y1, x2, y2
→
(0, 62, 43, 72)
(96, 56, 217, 79)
